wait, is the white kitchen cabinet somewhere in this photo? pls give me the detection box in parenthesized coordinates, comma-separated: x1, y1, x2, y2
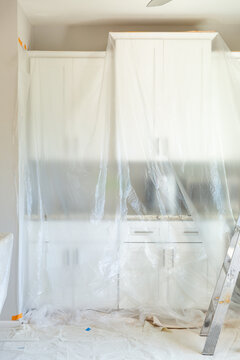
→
(114, 33, 214, 162)
(119, 220, 209, 311)
(111, 33, 217, 311)
(119, 243, 160, 309)
(24, 34, 223, 314)
(26, 220, 119, 311)
(29, 53, 105, 162)
(167, 243, 208, 310)
(26, 219, 212, 312)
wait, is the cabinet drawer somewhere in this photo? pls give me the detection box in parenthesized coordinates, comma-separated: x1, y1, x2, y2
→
(126, 221, 200, 243)
(168, 222, 200, 243)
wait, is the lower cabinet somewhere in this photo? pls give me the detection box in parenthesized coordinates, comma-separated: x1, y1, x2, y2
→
(119, 242, 208, 311)
(27, 220, 119, 310)
(119, 221, 209, 311)
(26, 220, 210, 312)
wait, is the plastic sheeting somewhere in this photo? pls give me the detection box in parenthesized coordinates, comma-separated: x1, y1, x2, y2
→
(18, 32, 240, 327)
(1, 309, 240, 359)
(0, 234, 13, 314)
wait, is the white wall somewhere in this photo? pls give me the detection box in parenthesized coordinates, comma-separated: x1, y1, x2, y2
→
(31, 22, 240, 51)
(0, 0, 18, 320)
(0, 0, 33, 321)
(18, 3, 32, 50)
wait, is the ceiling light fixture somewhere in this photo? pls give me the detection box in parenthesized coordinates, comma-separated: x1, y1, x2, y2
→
(147, 0, 173, 7)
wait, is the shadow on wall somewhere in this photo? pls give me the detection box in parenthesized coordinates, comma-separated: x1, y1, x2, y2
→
(31, 20, 240, 51)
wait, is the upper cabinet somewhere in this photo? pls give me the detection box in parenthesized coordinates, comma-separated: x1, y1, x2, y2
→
(28, 53, 105, 162)
(113, 32, 217, 162)
(28, 33, 221, 163)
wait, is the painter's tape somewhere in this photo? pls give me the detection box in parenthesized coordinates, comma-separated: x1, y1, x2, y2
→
(18, 37, 23, 47)
(12, 313, 23, 321)
(18, 37, 28, 51)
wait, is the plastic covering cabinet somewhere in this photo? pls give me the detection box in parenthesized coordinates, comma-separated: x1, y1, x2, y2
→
(21, 33, 229, 315)
(114, 33, 213, 162)
(112, 33, 219, 311)
(27, 220, 208, 311)
(27, 221, 118, 310)
(119, 220, 208, 310)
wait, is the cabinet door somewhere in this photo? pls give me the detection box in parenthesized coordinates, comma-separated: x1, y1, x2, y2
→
(26, 241, 75, 309)
(27, 221, 119, 310)
(115, 38, 211, 163)
(73, 238, 118, 310)
(44, 242, 75, 308)
(115, 39, 164, 162)
(29, 56, 104, 162)
(29, 239, 119, 310)
(163, 243, 208, 310)
(162, 39, 211, 162)
(119, 243, 161, 309)
(119, 242, 208, 311)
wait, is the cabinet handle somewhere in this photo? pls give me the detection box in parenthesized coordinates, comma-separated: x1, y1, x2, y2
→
(163, 248, 175, 268)
(184, 231, 198, 234)
(132, 230, 154, 235)
(63, 249, 70, 266)
(172, 249, 175, 268)
(74, 248, 79, 266)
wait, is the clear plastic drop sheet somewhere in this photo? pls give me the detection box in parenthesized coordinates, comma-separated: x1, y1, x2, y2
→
(18, 33, 240, 327)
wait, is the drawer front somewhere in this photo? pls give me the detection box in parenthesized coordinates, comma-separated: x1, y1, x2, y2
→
(127, 221, 200, 243)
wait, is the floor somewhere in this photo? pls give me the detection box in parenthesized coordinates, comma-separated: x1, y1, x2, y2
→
(0, 312, 240, 360)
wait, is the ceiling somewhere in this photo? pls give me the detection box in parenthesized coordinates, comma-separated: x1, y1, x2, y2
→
(18, 0, 240, 26)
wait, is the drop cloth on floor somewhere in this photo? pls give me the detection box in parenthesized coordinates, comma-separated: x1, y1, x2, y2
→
(0, 312, 239, 360)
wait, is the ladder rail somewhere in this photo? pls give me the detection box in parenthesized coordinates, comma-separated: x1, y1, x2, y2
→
(201, 217, 240, 356)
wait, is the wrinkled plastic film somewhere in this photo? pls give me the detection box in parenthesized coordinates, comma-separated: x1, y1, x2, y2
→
(18, 47, 30, 313)
(114, 33, 240, 322)
(18, 33, 240, 326)
(19, 47, 120, 313)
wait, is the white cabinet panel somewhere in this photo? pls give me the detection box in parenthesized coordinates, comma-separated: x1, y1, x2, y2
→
(27, 220, 208, 311)
(27, 221, 118, 310)
(119, 220, 207, 310)
(167, 244, 208, 309)
(115, 40, 164, 162)
(119, 242, 208, 310)
(29, 57, 104, 161)
(162, 39, 211, 162)
(115, 38, 212, 162)
(73, 239, 118, 310)
(119, 243, 161, 309)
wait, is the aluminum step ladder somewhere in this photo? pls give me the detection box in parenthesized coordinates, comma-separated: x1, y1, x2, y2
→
(200, 216, 240, 356)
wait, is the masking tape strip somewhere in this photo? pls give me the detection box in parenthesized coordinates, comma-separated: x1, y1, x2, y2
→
(18, 37, 28, 50)
(12, 313, 23, 321)
(18, 37, 23, 47)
